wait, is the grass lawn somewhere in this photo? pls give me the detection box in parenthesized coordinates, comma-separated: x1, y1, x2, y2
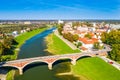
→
(46, 33, 120, 80)
(71, 57, 120, 80)
(6, 70, 15, 80)
(45, 33, 80, 54)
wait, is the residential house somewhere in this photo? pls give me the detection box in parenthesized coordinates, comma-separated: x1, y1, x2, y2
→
(79, 37, 98, 51)
(62, 22, 74, 34)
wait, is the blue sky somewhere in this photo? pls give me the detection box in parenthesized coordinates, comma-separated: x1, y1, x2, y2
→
(0, 0, 120, 19)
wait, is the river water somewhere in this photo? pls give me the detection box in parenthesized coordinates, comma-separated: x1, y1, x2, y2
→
(14, 27, 79, 80)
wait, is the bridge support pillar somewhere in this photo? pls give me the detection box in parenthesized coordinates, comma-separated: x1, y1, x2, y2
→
(71, 60, 76, 65)
(48, 63, 52, 70)
(19, 68, 23, 75)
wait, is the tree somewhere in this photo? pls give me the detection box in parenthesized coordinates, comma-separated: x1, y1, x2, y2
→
(63, 33, 74, 42)
(58, 27, 63, 35)
(73, 34, 79, 41)
(77, 42, 82, 48)
(0, 42, 4, 61)
(57, 23, 64, 35)
(101, 30, 120, 45)
(93, 42, 100, 49)
(108, 44, 120, 61)
(66, 33, 74, 42)
(101, 32, 108, 43)
(72, 22, 81, 27)
(85, 33, 92, 39)
(3, 38, 12, 49)
(84, 22, 93, 27)
(0, 42, 4, 55)
(101, 30, 120, 62)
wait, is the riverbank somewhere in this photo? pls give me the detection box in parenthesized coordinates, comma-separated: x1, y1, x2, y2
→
(45, 33, 80, 54)
(45, 33, 120, 80)
(54, 30, 78, 50)
(5, 27, 47, 80)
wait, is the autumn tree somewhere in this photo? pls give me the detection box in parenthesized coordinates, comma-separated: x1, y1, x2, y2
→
(73, 34, 79, 41)
(108, 44, 120, 61)
(0, 42, 4, 55)
(85, 33, 92, 39)
(101, 30, 120, 45)
(72, 22, 81, 27)
(58, 23, 64, 35)
(63, 33, 79, 42)
(101, 30, 120, 62)
(93, 42, 103, 49)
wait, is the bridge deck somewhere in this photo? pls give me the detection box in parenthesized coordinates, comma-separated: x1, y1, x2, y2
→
(1, 50, 108, 64)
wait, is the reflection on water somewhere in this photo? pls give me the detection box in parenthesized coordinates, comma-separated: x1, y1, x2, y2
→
(14, 27, 80, 80)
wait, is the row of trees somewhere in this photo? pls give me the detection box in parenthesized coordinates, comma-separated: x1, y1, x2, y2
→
(58, 23, 64, 35)
(0, 35, 18, 61)
(101, 30, 120, 62)
(57, 23, 81, 48)
(63, 33, 79, 42)
(101, 30, 120, 44)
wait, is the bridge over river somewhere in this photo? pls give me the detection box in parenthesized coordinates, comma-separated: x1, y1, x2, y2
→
(0, 50, 109, 75)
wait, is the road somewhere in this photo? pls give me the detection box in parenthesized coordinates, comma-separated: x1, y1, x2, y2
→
(99, 56, 120, 70)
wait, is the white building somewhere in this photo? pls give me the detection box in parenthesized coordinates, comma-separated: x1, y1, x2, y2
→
(58, 20, 64, 24)
(77, 27, 88, 32)
(24, 21, 31, 24)
(12, 31, 18, 37)
(21, 30, 26, 33)
(79, 38, 98, 50)
(62, 22, 74, 34)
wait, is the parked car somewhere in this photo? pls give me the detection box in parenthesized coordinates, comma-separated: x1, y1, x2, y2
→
(109, 61, 113, 64)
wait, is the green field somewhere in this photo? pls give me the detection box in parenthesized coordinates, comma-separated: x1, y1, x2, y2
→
(45, 33, 80, 54)
(71, 57, 120, 80)
(46, 33, 120, 80)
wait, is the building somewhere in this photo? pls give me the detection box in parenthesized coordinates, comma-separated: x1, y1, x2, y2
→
(79, 37, 98, 50)
(12, 31, 18, 37)
(24, 21, 31, 24)
(77, 27, 88, 32)
(62, 22, 74, 34)
(58, 20, 64, 24)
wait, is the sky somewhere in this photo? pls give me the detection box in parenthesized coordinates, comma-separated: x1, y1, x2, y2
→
(0, 0, 120, 20)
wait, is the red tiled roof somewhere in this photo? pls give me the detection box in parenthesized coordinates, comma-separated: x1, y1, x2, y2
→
(89, 32, 94, 37)
(80, 46, 88, 51)
(75, 30, 86, 34)
(92, 38, 98, 42)
(79, 37, 98, 44)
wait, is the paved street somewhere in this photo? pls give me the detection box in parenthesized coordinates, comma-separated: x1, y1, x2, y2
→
(99, 56, 120, 70)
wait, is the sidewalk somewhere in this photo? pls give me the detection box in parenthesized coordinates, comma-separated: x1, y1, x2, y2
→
(54, 30, 78, 50)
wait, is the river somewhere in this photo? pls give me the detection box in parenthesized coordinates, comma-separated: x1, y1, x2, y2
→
(14, 27, 79, 80)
